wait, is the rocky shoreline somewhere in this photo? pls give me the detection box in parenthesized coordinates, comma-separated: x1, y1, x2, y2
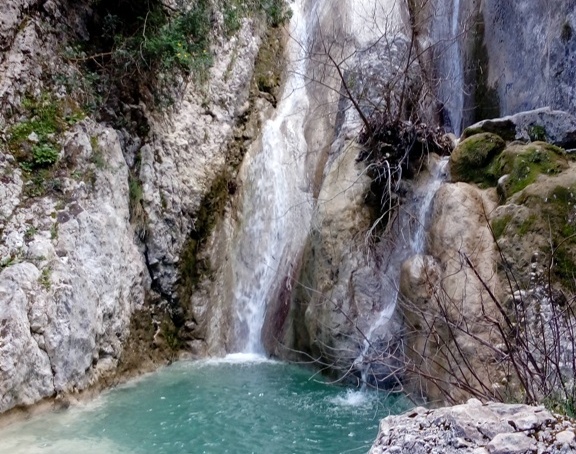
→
(370, 399, 576, 454)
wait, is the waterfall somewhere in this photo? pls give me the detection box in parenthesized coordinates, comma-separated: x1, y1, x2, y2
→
(230, 0, 314, 354)
(435, 0, 464, 135)
(354, 157, 449, 387)
(226, 0, 441, 361)
(410, 158, 450, 254)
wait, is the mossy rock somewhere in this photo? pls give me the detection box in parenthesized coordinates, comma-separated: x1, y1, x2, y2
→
(510, 184, 576, 292)
(450, 132, 506, 185)
(490, 142, 569, 198)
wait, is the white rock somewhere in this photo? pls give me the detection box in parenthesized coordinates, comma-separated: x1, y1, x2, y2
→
(486, 432, 535, 454)
(556, 430, 575, 446)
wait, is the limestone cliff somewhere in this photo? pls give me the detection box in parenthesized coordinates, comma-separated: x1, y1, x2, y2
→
(0, 0, 274, 414)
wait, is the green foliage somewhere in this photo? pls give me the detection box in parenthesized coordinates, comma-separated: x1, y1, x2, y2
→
(223, 0, 292, 33)
(50, 223, 59, 240)
(160, 317, 182, 352)
(528, 124, 547, 142)
(128, 174, 145, 226)
(140, 1, 213, 75)
(24, 225, 38, 241)
(8, 94, 84, 170)
(544, 396, 576, 419)
(0, 253, 19, 271)
(39, 267, 52, 289)
(31, 143, 59, 167)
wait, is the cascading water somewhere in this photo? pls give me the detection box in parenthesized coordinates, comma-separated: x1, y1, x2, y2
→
(355, 157, 449, 387)
(410, 158, 450, 254)
(435, 0, 464, 135)
(230, 0, 314, 354)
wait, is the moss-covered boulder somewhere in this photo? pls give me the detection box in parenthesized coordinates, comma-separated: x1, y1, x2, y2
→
(450, 132, 506, 184)
(491, 175, 576, 293)
(490, 142, 569, 198)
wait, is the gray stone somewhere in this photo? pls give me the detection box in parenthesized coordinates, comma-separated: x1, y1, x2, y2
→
(556, 430, 575, 446)
(370, 401, 570, 454)
(464, 108, 576, 148)
(486, 432, 535, 454)
(481, 1, 576, 119)
(0, 121, 147, 412)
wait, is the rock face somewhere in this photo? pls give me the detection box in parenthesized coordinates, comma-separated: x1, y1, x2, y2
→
(401, 181, 501, 404)
(288, 139, 403, 384)
(0, 0, 266, 414)
(140, 22, 262, 302)
(401, 117, 576, 405)
(419, 0, 576, 131)
(0, 122, 146, 411)
(370, 399, 576, 454)
(481, 1, 576, 118)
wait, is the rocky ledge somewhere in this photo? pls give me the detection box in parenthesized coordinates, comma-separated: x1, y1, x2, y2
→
(370, 399, 576, 454)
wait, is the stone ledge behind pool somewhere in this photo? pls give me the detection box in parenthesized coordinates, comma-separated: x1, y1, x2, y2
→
(369, 399, 576, 454)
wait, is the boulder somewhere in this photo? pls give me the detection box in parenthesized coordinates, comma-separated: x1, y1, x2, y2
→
(450, 133, 506, 184)
(462, 108, 576, 149)
(369, 400, 574, 454)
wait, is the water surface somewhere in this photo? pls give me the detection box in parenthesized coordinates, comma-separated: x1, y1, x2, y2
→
(0, 356, 409, 454)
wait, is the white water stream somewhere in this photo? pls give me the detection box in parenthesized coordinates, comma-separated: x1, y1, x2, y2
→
(231, 0, 315, 353)
(355, 157, 449, 386)
(229, 0, 457, 369)
(230, 0, 405, 355)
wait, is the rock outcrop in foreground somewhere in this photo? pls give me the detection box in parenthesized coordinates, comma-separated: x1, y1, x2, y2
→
(370, 400, 576, 454)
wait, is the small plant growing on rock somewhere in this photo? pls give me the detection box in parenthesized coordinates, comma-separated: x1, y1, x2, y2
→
(39, 267, 52, 290)
(7, 94, 84, 170)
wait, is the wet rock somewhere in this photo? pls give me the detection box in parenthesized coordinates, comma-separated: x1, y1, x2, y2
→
(402, 182, 500, 403)
(481, 1, 576, 118)
(399, 255, 440, 305)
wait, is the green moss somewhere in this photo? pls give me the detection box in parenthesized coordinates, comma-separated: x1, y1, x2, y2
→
(517, 214, 537, 236)
(491, 215, 512, 239)
(252, 23, 285, 100)
(450, 132, 506, 185)
(460, 127, 484, 141)
(492, 142, 568, 197)
(528, 125, 547, 142)
(179, 172, 232, 301)
(517, 185, 576, 292)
